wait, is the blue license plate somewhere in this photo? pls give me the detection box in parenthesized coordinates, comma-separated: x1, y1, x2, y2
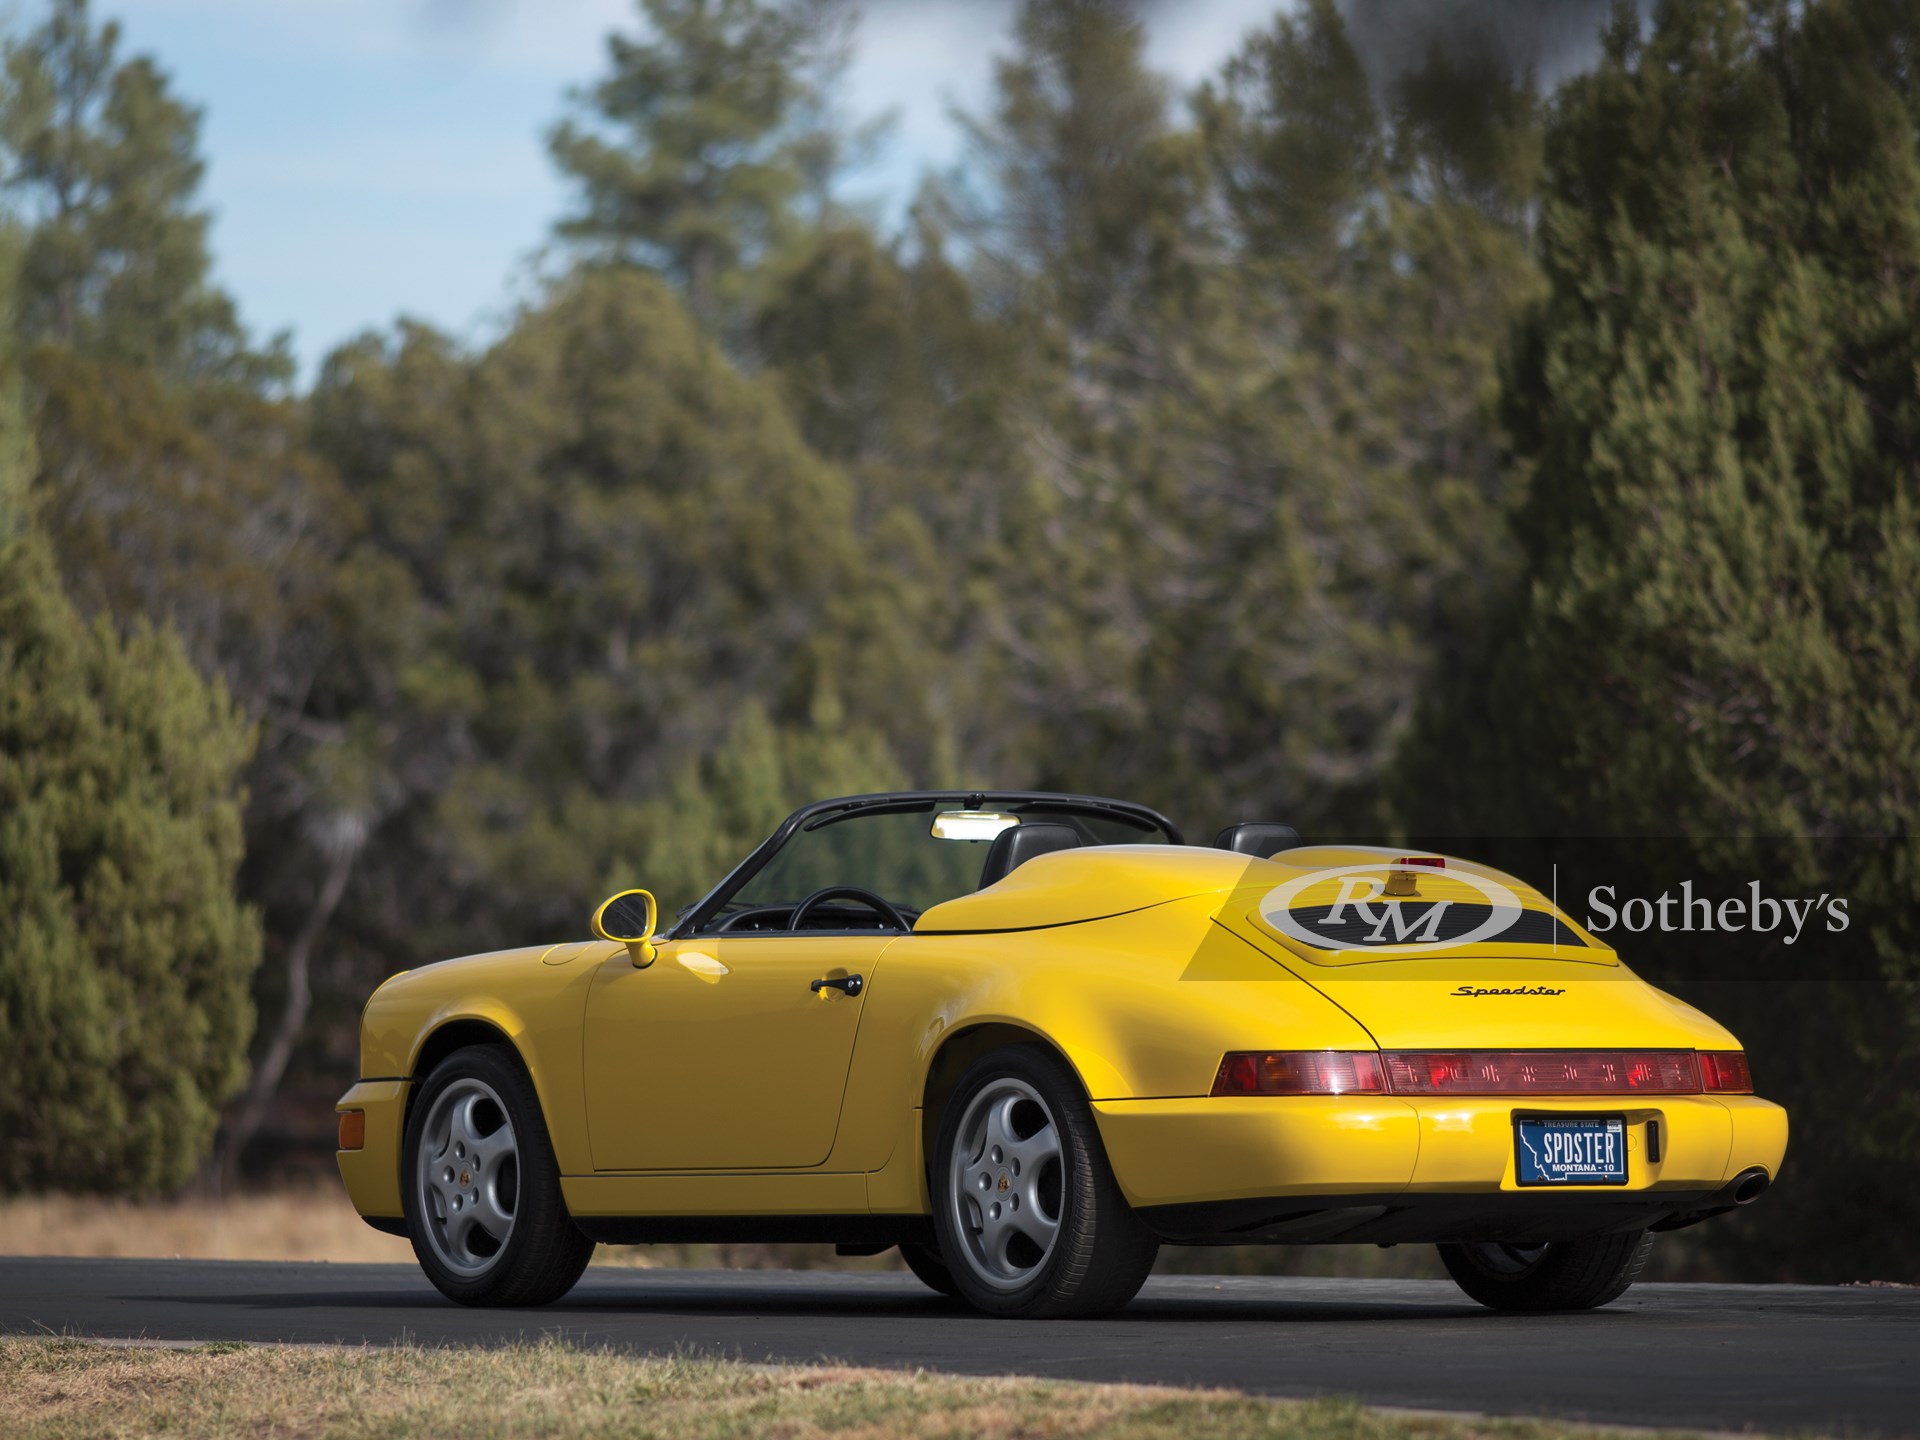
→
(1515, 1116, 1628, 1186)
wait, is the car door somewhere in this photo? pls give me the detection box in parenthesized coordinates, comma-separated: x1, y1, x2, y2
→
(581, 932, 890, 1171)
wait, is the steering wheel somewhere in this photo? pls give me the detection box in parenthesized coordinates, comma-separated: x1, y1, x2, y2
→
(788, 886, 912, 933)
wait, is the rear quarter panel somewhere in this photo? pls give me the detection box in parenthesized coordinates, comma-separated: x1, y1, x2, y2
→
(846, 893, 1378, 1210)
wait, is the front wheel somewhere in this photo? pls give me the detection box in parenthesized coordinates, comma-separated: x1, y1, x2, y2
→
(402, 1044, 594, 1306)
(1438, 1232, 1654, 1311)
(930, 1046, 1158, 1318)
(897, 1241, 962, 1299)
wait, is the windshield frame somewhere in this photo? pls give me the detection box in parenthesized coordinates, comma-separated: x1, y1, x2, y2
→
(670, 790, 1182, 937)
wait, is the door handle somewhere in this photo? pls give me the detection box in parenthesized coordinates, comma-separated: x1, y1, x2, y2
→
(809, 974, 864, 997)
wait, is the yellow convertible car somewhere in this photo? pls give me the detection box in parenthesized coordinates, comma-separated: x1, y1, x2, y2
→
(336, 790, 1786, 1317)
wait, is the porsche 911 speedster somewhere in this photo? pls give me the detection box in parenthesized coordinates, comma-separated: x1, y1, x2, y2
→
(336, 790, 1786, 1317)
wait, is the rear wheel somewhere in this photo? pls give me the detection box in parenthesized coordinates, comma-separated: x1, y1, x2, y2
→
(1438, 1232, 1654, 1311)
(930, 1046, 1158, 1318)
(403, 1045, 594, 1306)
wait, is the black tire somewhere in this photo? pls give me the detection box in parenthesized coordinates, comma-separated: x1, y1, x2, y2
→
(929, 1045, 1159, 1318)
(1438, 1232, 1654, 1312)
(898, 1241, 963, 1298)
(402, 1044, 595, 1306)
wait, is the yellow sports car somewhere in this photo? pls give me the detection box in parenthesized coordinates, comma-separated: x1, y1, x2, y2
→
(336, 791, 1786, 1317)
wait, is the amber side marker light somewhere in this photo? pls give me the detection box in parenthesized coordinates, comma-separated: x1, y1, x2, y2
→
(337, 1110, 366, 1151)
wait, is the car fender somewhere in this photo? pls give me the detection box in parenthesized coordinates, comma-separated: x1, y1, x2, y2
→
(360, 944, 610, 1173)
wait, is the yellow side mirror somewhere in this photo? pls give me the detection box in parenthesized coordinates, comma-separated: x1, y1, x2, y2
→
(592, 888, 659, 968)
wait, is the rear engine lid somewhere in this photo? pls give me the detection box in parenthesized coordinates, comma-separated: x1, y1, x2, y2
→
(1209, 848, 1737, 1050)
(1233, 845, 1615, 968)
(1233, 954, 1728, 1049)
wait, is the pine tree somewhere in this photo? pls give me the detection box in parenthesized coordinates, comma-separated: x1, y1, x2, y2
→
(549, 0, 849, 335)
(0, 6, 346, 1174)
(918, 0, 1546, 835)
(0, 237, 261, 1194)
(303, 267, 890, 971)
(1402, 0, 1920, 1281)
(0, 0, 281, 383)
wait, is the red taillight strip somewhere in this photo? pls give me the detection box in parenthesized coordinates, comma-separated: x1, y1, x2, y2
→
(1698, 1051, 1753, 1093)
(1212, 1051, 1386, 1096)
(1381, 1049, 1700, 1096)
(1211, 1049, 1751, 1097)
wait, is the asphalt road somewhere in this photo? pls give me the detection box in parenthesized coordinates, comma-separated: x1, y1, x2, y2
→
(2, 1258, 1914, 1435)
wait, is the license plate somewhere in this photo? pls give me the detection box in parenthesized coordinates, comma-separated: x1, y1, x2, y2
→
(1515, 1116, 1627, 1186)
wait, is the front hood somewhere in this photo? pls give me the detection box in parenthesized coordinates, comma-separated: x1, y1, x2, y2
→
(377, 942, 551, 984)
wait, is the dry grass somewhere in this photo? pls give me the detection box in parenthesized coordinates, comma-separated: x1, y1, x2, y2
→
(0, 1337, 1719, 1440)
(0, 1182, 1452, 1276)
(0, 1184, 416, 1265)
(0, 1182, 1461, 1277)
(0, 1182, 902, 1271)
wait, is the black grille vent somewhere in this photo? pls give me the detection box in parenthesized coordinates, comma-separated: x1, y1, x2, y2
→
(1281, 902, 1586, 950)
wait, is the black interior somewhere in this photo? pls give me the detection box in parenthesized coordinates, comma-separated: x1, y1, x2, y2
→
(674, 791, 1181, 938)
(787, 885, 912, 932)
(1212, 821, 1303, 857)
(977, 820, 1083, 889)
(710, 902, 916, 934)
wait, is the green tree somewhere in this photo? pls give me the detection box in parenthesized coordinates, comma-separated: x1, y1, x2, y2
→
(911, 0, 1547, 835)
(301, 267, 896, 984)
(549, 0, 850, 334)
(629, 697, 907, 916)
(0, 238, 261, 1193)
(1401, 0, 1920, 1281)
(750, 217, 1025, 785)
(0, 0, 281, 383)
(0, 4, 347, 1175)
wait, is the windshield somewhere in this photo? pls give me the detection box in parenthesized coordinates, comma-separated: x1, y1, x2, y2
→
(720, 801, 1172, 921)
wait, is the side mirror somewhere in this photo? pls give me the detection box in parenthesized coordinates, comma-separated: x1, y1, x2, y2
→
(592, 888, 659, 968)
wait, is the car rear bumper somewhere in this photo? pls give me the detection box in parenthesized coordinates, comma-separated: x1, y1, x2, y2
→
(1135, 1177, 1771, 1244)
(335, 1079, 409, 1221)
(1094, 1093, 1786, 1242)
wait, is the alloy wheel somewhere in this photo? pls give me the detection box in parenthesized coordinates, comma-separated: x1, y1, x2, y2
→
(415, 1077, 520, 1277)
(946, 1077, 1065, 1291)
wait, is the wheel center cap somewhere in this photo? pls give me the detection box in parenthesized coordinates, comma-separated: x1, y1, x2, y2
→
(997, 1173, 1010, 1192)
(460, 1168, 471, 1186)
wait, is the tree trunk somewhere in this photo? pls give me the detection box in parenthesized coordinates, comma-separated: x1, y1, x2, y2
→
(219, 841, 357, 1181)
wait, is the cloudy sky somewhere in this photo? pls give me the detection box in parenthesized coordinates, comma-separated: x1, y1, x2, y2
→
(91, 0, 1274, 379)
